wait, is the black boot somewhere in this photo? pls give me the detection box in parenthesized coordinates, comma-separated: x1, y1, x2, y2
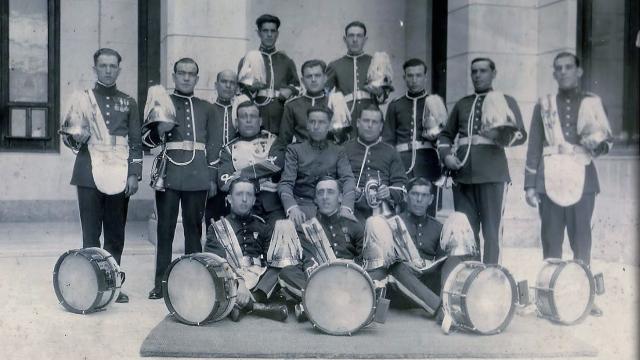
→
(248, 302, 289, 322)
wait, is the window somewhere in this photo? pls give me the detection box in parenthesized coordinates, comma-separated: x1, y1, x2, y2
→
(579, 0, 639, 153)
(0, 0, 59, 152)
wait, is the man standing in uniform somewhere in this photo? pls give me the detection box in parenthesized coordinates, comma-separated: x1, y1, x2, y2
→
(205, 178, 288, 321)
(217, 101, 284, 226)
(62, 48, 142, 304)
(326, 21, 389, 139)
(384, 59, 444, 216)
(205, 69, 238, 226)
(271, 59, 330, 154)
(144, 58, 218, 299)
(238, 14, 300, 135)
(438, 58, 527, 264)
(344, 105, 407, 222)
(524, 52, 609, 316)
(278, 106, 356, 227)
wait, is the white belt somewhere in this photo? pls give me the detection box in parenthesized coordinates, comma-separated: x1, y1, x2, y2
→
(344, 90, 372, 103)
(239, 256, 262, 267)
(257, 89, 281, 98)
(543, 144, 589, 156)
(165, 141, 206, 151)
(396, 141, 433, 152)
(457, 135, 495, 146)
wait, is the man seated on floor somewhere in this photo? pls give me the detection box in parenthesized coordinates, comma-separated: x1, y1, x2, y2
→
(362, 177, 477, 322)
(205, 177, 288, 322)
(216, 100, 284, 226)
(277, 176, 365, 317)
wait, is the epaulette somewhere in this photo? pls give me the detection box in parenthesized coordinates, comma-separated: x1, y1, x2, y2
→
(251, 214, 266, 224)
(284, 95, 302, 105)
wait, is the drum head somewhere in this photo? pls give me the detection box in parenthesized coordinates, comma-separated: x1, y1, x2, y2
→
(166, 258, 218, 325)
(56, 254, 99, 312)
(465, 267, 515, 334)
(552, 262, 593, 323)
(304, 263, 375, 335)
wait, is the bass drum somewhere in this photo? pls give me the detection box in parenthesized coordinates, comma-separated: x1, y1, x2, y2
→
(163, 252, 237, 325)
(53, 247, 125, 314)
(303, 260, 377, 336)
(442, 261, 517, 335)
(534, 258, 595, 325)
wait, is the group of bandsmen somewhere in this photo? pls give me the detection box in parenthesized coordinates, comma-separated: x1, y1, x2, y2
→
(62, 14, 611, 319)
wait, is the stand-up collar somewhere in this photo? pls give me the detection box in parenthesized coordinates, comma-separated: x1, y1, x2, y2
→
(94, 82, 118, 96)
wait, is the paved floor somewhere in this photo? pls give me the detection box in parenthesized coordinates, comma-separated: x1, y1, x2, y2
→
(0, 222, 637, 360)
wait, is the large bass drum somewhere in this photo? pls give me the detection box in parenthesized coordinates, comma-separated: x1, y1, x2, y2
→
(303, 260, 378, 336)
(163, 252, 238, 325)
(442, 261, 517, 335)
(534, 258, 596, 325)
(53, 247, 125, 314)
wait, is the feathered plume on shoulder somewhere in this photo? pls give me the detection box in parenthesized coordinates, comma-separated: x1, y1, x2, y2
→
(231, 94, 252, 129)
(422, 94, 448, 141)
(143, 85, 176, 123)
(61, 90, 93, 136)
(327, 91, 351, 131)
(577, 95, 613, 151)
(481, 91, 516, 131)
(238, 50, 267, 89)
(367, 52, 393, 89)
(440, 212, 476, 257)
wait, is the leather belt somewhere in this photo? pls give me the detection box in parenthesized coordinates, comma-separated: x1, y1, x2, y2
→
(396, 141, 434, 152)
(344, 90, 372, 103)
(239, 256, 262, 267)
(165, 141, 206, 151)
(543, 144, 589, 156)
(257, 89, 281, 98)
(457, 135, 495, 146)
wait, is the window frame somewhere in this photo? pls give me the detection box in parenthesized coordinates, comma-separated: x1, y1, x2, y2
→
(0, 0, 60, 152)
(578, 0, 639, 155)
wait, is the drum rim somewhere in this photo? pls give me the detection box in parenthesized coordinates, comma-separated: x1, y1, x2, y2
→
(162, 253, 229, 326)
(303, 260, 377, 336)
(447, 262, 518, 335)
(535, 259, 595, 325)
(52, 248, 115, 314)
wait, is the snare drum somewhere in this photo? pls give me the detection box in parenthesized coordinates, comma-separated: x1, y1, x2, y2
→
(442, 261, 517, 335)
(534, 258, 595, 325)
(163, 252, 238, 325)
(53, 247, 125, 314)
(303, 260, 378, 336)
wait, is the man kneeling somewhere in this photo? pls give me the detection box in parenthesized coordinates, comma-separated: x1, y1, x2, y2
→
(205, 177, 288, 321)
(362, 177, 477, 322)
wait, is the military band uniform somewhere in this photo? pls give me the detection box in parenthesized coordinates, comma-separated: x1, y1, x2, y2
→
(69, 82, 142, 266)
(238, 46, 300, 134)
(326, 54, 387, 137)
(270, 91, 330, 155)
(524, 88, 607, 264)
(205, 97, 237, 225)
(143, 92, 218, 289)
(384, 90, 442, 216)
(343, 137, 407, 221)
(205, 212, 281, 301)
(216, 130, 285, 226)
(278, 139, 356, 219)
(438, 91, 527, 264)
(277, 211, 364, 299)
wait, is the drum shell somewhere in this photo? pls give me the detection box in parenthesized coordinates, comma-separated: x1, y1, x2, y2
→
(163, 253, 237, 325)
(52, 247, 123, 314)
(534, 259, 595, 325)
(442, 261, 517, 335)
(303, 260, 377, 336)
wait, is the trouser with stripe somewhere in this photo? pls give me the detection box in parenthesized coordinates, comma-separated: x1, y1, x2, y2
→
(452, 182, 506, 264)
(538, 193, 596, 265)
